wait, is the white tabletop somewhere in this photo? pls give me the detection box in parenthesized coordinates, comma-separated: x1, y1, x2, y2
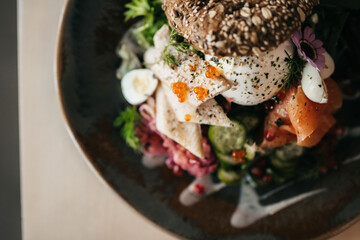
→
(19, 0, 360, 239)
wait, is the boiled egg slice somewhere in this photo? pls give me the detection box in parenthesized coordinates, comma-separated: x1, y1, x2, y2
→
(301, 62, 328, 104)
(121, 69, 158, 105)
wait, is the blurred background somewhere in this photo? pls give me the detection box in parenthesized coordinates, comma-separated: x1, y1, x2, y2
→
(0, 1, 21, 240)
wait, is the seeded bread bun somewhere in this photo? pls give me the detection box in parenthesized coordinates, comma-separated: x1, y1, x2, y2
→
(163, 0, 318, 57)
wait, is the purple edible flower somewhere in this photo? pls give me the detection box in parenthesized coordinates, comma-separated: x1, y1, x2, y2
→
(291, 27, 326, 71)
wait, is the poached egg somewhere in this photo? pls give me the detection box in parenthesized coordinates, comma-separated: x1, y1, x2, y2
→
(206, 40, 294, 105)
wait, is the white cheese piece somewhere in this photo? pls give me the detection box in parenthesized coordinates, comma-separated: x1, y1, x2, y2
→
(162, 84, 233, 127)
(145, 25, 232, 107)
(155, 85, 204, 158)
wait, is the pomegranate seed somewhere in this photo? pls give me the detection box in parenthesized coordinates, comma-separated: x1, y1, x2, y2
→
(193, 183, 205, 194)
(265, 130, 275, 141)
(334, 124, 345, 136)
(173, 166, 183, 176)
(251, 167, 263, 177)
(262, 173, 273, 182)
(319, 166, 327, 173)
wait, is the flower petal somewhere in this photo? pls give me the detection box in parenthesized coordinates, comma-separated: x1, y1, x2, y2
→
(312, 40, 323, 48)
(291, 31, 302, 44)
(297, 49, 307, 59)
(308, 32, 316, 43)
(316, 47, 326, 54)
(307, 58, 318, 70)
(315, 54, 326, 71)
(304, 27, 313, 40)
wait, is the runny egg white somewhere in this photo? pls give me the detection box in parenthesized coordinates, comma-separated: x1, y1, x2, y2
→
(206, 39, 294, 105)
(121, 69, 158, 105)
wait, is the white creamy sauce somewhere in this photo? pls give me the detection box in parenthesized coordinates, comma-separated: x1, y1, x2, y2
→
(179, 175, 226, 206)
(141, 155, 167, 169)
(259, 181, 295, 201)
(343, 152, 360, 165)
(343, 127, 360, 139)
(177, 174, 326, 228)
(230, 180, 326, 228)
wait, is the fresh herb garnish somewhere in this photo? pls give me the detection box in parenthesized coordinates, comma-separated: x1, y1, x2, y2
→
(125, 0, 167, 48)
(282, 51, 305, 91)
(114, 106, 142, 151)
(162, 28, 205, 68)
(271, 95, 280, 103)
(161, 50, 179, 67)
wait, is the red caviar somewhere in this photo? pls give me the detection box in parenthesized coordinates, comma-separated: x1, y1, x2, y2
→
(265, 130, 275, 141)
(232, 149, 246, 163)
(205, 65, 221, 78)
(188, 64, 197, 72)
(184, 114, 192, 122)
(193, 183, 205, 194)
(193, 86, 208, 101)
(171, 82, 188, 103)
(262, 173, 273, 182)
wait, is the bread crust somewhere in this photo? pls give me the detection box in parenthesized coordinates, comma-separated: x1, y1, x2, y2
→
(163, 0, 318, 57)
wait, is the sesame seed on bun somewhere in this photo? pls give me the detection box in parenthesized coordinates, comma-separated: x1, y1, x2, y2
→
(163, 0, 319, 57)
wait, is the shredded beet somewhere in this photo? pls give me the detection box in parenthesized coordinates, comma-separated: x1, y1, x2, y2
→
(136, 98, 218, 177)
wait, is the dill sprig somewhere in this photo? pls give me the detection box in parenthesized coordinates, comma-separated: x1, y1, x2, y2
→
(161, 28, 205, 68)
(161, 49, 179, 67)
(282, 51, 305, 91)
(114, 106, 142, 151)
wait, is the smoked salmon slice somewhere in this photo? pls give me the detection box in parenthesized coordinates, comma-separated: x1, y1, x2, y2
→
(261, 78, 342, 148)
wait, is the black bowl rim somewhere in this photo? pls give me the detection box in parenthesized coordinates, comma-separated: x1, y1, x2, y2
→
(54, 0, 360, 239)
(54, 1, 187, 239)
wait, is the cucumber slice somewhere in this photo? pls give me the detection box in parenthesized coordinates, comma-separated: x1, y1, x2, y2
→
(208, 121, 247, 154)
(229, 111, 260, 131)
(270, 143, 303, 179)
(218, 168, 242, 185)
(270, 155, 296, 170)
(274, 143, 304, 160)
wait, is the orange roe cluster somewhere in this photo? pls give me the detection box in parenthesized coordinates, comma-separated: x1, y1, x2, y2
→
(171, 82, 188, 103)
(184, 114, 192, 122)
(194, 86, 208, 101)
(232, 149, 246, 163)
(205, 65, 221, 78)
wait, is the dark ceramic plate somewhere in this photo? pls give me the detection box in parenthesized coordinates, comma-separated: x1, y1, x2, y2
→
(56, 1, 360, 239)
